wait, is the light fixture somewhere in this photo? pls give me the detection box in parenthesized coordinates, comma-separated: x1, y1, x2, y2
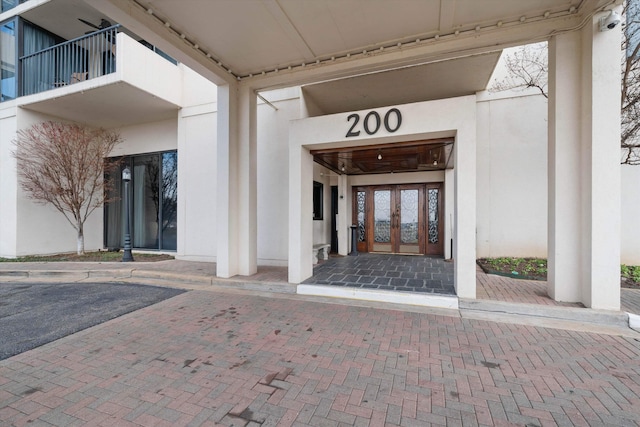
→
(341, 164, 346, 172)
(431, 148, 440, 166)
(377, 151, 383, 160)
(121, 167, 134, 262)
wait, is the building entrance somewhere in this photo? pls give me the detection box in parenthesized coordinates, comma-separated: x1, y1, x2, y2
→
(353, 183, 443, 256)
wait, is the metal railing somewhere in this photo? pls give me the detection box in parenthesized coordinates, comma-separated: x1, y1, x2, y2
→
(20, 25, 120, 97)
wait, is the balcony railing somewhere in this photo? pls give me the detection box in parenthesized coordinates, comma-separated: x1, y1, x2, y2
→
(20, 25, 120, 97)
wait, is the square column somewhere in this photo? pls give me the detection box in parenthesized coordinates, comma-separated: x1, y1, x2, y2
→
(454, 127, 476, 299)
(216, 84, 258, 278)
(288, 144, 314, 283)
(548, 11, 621, 309)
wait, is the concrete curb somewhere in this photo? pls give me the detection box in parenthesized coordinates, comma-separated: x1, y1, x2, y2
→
(0, 268, 297, 294)
(628, 312, 640, 332)
(459, 298, 630, 328)
(1, 269, 636, 334)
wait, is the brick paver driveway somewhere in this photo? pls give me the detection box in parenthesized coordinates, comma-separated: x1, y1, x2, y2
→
(2, 288, 640, 426)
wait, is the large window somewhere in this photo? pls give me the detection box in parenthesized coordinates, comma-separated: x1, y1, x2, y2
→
(1, 18, 16, 101)
(0, 17, 60, 102)
(1, 0, 27, 13)
(105, 151, 178, 251)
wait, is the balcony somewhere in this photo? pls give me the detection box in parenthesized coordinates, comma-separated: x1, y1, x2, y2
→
(20, 25, 120, 96)
(17, 29, 182, 128)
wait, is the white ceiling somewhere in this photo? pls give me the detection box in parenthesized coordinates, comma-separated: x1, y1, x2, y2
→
(301, 52, 501, 115)
(21, 0, 615, 117)
(83, 0, 612, 90)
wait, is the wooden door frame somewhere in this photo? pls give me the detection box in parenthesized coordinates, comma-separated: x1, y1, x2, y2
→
(352, 183, 444, 256)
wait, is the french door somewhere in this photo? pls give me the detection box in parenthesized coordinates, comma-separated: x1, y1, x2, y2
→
(354, 183, 443, 256)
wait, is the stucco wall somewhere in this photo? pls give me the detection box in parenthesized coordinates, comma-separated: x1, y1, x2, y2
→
(476, 92, 548, 258)
(622, 164, 640, 265)
(176, 104, 217, 261)
(12, 111, 180, 256)
(256, 88, 303, 265)
(0, 109, 18, 257)
(14, 109, 104, 256)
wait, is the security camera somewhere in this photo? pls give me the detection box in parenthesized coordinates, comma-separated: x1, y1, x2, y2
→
(599, 10, 621, 31)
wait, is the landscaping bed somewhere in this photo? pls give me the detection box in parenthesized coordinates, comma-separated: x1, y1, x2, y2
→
(0, 251, 174, 263)
(477, 257, 640, 288)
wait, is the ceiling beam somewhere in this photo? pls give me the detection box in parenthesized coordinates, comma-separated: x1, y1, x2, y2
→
(237, 12, 588, 91)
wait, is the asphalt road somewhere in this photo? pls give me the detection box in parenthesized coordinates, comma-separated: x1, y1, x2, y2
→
(0, 282, 184, 360)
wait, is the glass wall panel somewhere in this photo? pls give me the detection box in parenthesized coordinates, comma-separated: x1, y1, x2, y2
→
(104, 151, 177, 251)
(161, 152, 177, 250)
(1, 19, 16, 101)
(133, 155, 160, 249)
(1, 0, 26, 13)
(104, 160, 124, 248)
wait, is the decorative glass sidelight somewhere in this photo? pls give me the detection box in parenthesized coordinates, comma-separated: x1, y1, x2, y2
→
(374, 190, 391, 243)
(400, 189, 419, 244)
(357, 191, 366, 242)
(428, 188, 439, 244)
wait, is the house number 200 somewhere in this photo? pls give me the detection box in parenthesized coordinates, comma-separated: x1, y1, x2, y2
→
(345, 108, 402, 138)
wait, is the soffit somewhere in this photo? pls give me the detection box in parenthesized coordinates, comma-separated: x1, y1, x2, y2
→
(301, 52, 501, 115)
(19, 81, 179, 127)
(312, 140, 454, 176)
(83, 0, 610, 88)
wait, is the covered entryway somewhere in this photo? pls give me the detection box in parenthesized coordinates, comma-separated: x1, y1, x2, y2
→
(353, 183, 444, 256)
(96, 0, 624, 310)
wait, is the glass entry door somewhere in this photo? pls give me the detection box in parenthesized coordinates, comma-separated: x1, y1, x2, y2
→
(372, 186, 423, 254)
(353, 184, 443, 255)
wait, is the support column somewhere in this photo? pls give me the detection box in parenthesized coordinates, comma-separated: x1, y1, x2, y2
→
(548, 32, 583, 302)
(216, 84, 258, 278)
(548, 11, 621, 309)
(288, 144, 314, 283)
(583, 10, 621, 309)
(454, 126, 476, 299)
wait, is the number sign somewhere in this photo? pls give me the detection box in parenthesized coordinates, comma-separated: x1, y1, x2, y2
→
(346, 108, 402, 138)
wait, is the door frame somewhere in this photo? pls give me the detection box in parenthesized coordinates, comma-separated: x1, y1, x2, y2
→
(352, 182, 444, 256)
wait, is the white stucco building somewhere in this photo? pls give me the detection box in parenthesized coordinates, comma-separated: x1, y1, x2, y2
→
(0, 0, 637, 311)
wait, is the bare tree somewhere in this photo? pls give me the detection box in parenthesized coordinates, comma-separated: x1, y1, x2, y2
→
(622, 0, 640, 164)
(13, 121, 122, 255)
(491, 42, 548, 99)
(491, 2, 640, 164)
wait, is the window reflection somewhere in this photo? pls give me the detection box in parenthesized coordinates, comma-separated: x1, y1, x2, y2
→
(104, 150, 177, 251)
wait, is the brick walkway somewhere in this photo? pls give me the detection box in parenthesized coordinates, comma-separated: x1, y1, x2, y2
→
(2, 288, 640, 426)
